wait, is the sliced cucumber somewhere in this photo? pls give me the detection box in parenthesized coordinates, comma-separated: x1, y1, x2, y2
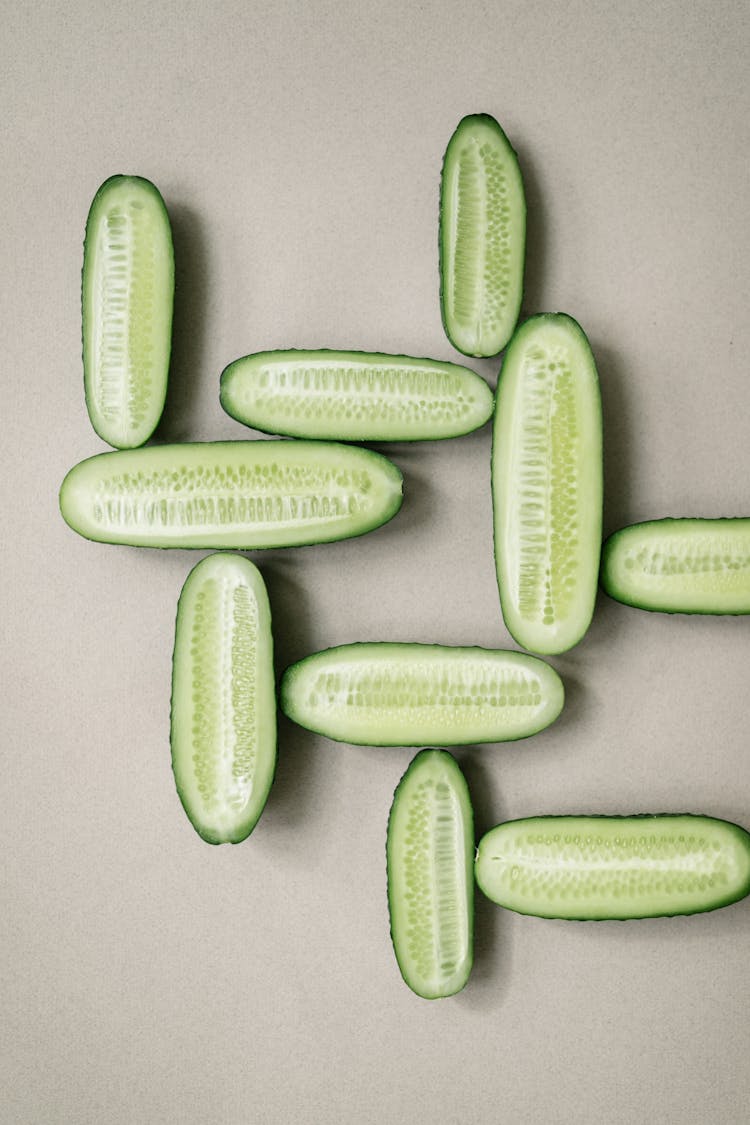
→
(475, 815, 750, 920)
(82, 175, 174, 449)
(601, 518, 750, 613)
(387, 750, 474, 998)
(492, 314, 603, 655)
(439, 113, 526, 357)
(171, 554, 276, 843)
(59, 440, 403, 549)
(220, 349, 494, 441)
(280, 643, 564, 745)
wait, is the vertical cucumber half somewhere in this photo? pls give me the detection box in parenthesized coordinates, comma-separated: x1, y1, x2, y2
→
(601, 518, 750, 613)
(59, 440, 403, 549)
(475, 815, 750, 920)
(220, 349, 494, 441)
(82, 175, 174, 448)
(280, 643, 564, 745)
(439, 113, 526, 357)
(171, 554, 276, 843)
(387, 750, 474, 998)
(492, 314, 603, 654)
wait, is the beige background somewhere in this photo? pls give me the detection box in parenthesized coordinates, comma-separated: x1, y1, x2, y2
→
(3, 2, 750, 1122)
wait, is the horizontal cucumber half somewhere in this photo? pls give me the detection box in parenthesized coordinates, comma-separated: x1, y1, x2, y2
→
(492, 314, 603, 654)
(220, 349, 494, 441)
(280, 643, 564, 745)
(387, 750, 474, 998)
(171, 554, 276, 843)
(59, 440, 403, 549)
(439, 113, 526, 357)
(475, 815, 750, 920)
(601, 518, 750, 613)
(82, 175, 174, 448)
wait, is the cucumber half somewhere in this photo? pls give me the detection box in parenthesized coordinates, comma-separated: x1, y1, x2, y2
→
(601, 518, 750, 613)
(82, 175, 174, 449)
(492, 314, 603, 654)
(59, 440, 403, 549)
(439, 113, 526, 357)
(387, 750, 474, 998)
(280, 643, 564, 746)
(171, 554, 276, 844)
(475, 815, 750, 920)
(220, 349, 494, 441)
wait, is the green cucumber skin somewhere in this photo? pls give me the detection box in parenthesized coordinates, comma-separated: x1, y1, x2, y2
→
(82, 174, 174, 449)
(439, 113, 526, 358)
(492, 313, 603, 655)
(475, 814, 750, 920)
(280, 642, 564, 746)
(387, 750, 474, 999)
(601, 518, 750, 614)
(220, 349, 494, 442)
(59, 440, 403, 550)
(170, 554, 277, 844)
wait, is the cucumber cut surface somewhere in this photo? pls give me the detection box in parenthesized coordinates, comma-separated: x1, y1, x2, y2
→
(280, 643, 564, 745)
(171, 554, 276, 844)
(439, 113, 526, 357)
(82, 175, 174, 448)
(492, 314, 603, 654)
(601, 518, 750, 613)
(475, 815, 750, 920)
(59, 440, 403, 549)
(220, 349, 494, 441)
(387, 750, 474, 998)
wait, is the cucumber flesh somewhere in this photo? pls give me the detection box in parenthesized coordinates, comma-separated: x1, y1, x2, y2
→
(59, 440, 403, 549)
(475, 815, 750, 920)
(601, 518, 750, 613)
(280, 643, 564, 746)
(82, 175, 174, 449)
(440, 113, 526, 357)
(492, 314, 603, 654)
(220, 349, 494, 441)
(171, 554, 276, 844)
(387, 750, 474, 998)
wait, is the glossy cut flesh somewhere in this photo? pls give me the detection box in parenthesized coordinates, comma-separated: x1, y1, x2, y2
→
(387, 751, 474, 998)
(59, 441, 403, 549)
(440, 114, 526, 357)
(601, 518, 750, 613)
(280, 643, 564, 746)
(220, 349, 494, 441)
(82, 175, 174, 448)
(475, 815, 750, 920)
(171, 554, 276, 844)
(493, 314, 603, 654)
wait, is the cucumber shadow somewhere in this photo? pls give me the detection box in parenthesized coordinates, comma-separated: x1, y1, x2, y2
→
(514, 140, 548, 319)
(594, 340, 637, 540)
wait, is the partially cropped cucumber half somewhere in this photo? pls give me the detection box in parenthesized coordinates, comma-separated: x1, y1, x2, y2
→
(492, 314, 603, 654)
(601, 518, 750, 613)
(171, 554, 276, 844)
(280, 643, 564, 745)
(387, 750, 474, 998)
(82, 174, 174, 448)
(439, 113, 526, 357)
(475, 815, 750, 920)
(59, 440, 403, 548)
(220, 349, 494, 441)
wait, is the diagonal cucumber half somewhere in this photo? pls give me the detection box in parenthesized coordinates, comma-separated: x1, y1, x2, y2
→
(171, 554, 276, 844)
(59, 440, 403, 549)
(601, 518, 750, 613)
(280, 643, 564, 746)
(387, 750, 474, 998)
(492, 314, 603, 655)
(220, 349, 494, 441)
(475, 814, 750, 920)
(82, 175, 174, 449)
